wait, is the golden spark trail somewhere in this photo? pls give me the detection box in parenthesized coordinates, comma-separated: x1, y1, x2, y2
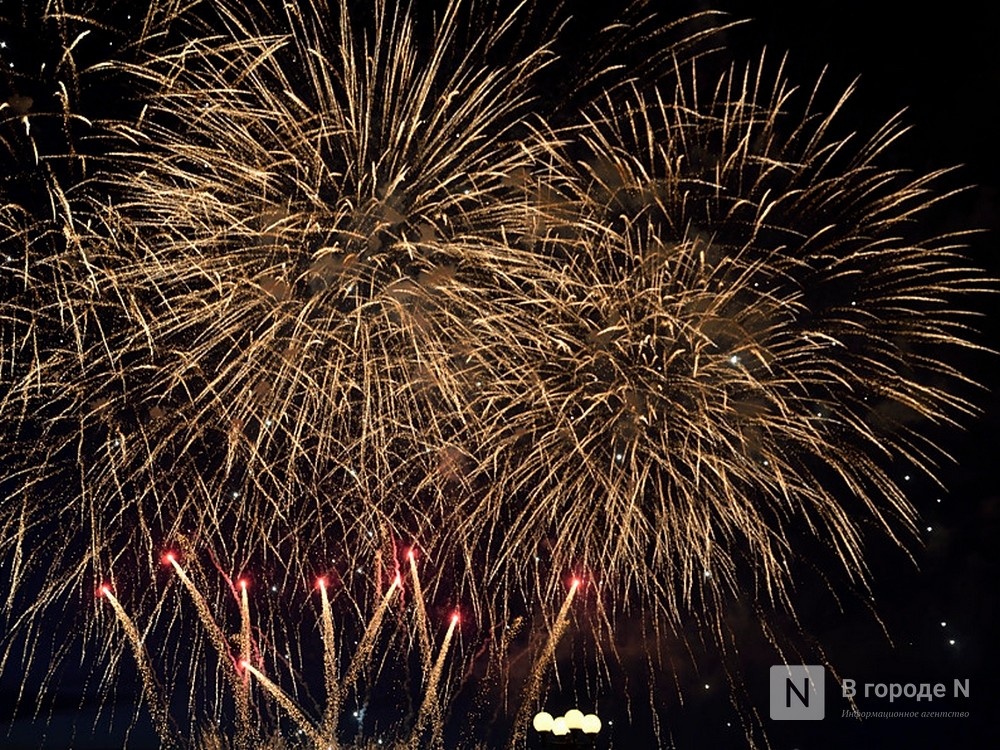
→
(341, 573, 401, 697)
(409, 612, 460, 750)
(238, 580, 251, 664)
(236, 580, 254, 750)
(408, 549, 433, 674)
(509, 579, 580, 749)
(318, 577, 340, 745)
(167, 556, 239, 686)
(101, 587, 173, 748)
(241, 661, 329, 747)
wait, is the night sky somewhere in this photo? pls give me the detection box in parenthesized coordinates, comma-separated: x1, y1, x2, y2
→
(712, 3, 1000, 747)
(1, 1, 998, 748)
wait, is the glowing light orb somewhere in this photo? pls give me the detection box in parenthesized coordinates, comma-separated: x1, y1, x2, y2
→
(582, 714, 602, 734)
(564, 709, 585, 730)
(551, 717, 569, 736)
(532, 711, 554, 733)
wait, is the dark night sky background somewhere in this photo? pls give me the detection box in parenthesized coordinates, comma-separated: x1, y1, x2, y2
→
(1, 0, 998, 747)
(717, 2, 1000, 746)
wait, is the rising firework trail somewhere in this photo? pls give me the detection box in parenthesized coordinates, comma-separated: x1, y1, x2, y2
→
(99, 586, 173, 748)
(410, 611, 461, 749)
(340, 573, 402, 700)
(509, 577, 581, 749)
(165, 553, 240, 683)
(241, 660, 329, 747)
(236, 578, 255, 749)
(408, 548, 434, 674)
(317, 576, 341, 744)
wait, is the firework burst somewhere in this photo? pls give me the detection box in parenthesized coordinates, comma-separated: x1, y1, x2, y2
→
(68, 0, 569, 572)
(0, 0, 991, 747)
(457, 54, 989, 625)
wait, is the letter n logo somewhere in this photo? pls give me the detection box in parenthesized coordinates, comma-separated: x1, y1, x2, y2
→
(770, 665, 825, 720)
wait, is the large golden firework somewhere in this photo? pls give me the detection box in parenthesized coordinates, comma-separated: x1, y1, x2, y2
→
(0, 0, 990, 746)
(460, 55, 988, 622)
